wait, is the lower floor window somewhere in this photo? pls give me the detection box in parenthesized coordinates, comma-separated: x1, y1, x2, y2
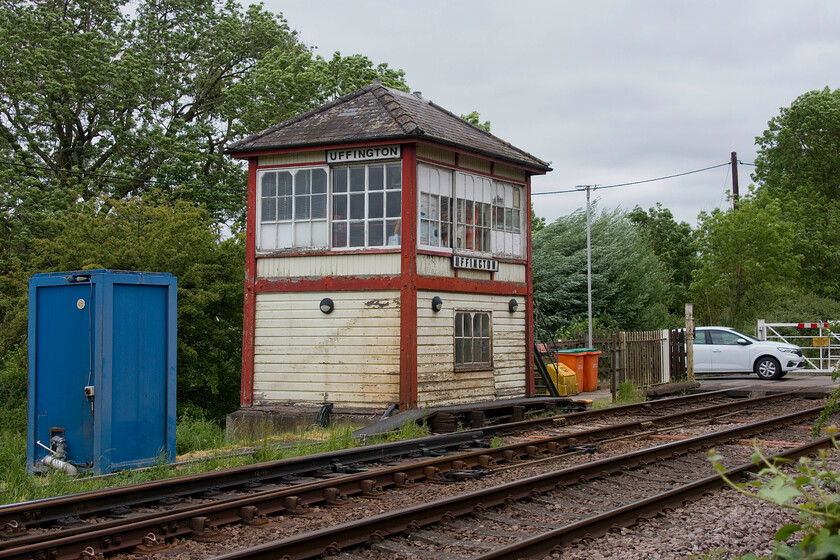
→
(455, 311, 491, 370)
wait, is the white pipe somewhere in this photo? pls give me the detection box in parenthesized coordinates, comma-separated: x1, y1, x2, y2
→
(42, 455, 79, 476)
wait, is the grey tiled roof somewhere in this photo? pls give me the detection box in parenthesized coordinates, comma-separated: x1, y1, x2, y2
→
(227, 83, 551, 173)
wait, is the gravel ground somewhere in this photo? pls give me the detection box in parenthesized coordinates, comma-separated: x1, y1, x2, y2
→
(110, 401, 829, 560)
(551, 487, 798, 560)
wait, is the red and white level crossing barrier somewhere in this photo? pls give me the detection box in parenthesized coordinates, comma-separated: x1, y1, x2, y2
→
(757, 319, 838, 372)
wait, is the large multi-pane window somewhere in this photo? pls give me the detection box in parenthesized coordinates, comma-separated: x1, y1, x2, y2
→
(418, 164, 453, 248)
(259, 168, 327, 250)
(493, 182, 522, 234)
(332, 163, 402, 249)
(257, 161, 523, 256)
(453, 172, 493, 254)
(454, 311, 492, 370)
(491, 181, 524, 257)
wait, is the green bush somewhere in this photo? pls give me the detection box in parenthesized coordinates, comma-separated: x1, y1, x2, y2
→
(175, 412, 226, 455)
(710, 434, 840, 559)
(0, 345, 27, 434)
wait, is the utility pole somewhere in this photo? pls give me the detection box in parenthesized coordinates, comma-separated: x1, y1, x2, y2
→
(575, 184, 594, 348)
(585, 185, 593, 348)
(731, 151, 739, 210)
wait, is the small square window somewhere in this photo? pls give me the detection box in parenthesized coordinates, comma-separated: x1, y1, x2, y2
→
(454, 311, 492, 371)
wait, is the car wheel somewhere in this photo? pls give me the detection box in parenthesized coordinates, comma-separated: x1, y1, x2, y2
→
(755, 356, 783, 380)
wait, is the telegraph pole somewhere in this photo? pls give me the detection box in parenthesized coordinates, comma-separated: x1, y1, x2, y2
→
(575, 184, 594, 348)
(731, 151, 739, 210)
(585, 184, 593, 348)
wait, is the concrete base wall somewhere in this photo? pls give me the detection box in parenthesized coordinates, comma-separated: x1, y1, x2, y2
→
(226, 406, 381, 440)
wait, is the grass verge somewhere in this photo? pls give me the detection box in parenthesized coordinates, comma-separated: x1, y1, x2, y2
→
(0, 415, 431, 506)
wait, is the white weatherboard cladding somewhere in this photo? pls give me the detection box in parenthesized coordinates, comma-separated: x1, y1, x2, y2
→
(494, 164, 526, 182)
(417, 144, 456, 165)
(417, 254, 455, 277)
(457, 268, 492, 281)
(416, 256, 525, 283)
(257, 254, 401, 278)
(258, 151, 324, 167)
(496, 263, 526, 283)
(253, 291, 400, 408)
(459, 154, 492, 174)
(416, 291, 527, 407)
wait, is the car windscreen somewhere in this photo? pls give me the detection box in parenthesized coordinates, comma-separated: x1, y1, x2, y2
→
(730, 329, 759, 343)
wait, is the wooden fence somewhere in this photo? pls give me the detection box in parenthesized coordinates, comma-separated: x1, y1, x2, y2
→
(537, 328, 687, 393)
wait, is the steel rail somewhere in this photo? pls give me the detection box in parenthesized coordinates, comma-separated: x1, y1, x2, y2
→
(205, 405, 825, 560)
(472, 388, 748, 435)
(0, 388, 748, 532)
(476, 437, 834, 559)
(0, 393, 803, 560)
(0, 431, 482, 529)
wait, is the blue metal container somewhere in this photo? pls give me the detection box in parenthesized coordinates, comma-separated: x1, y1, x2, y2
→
(27, 270, 177, 474)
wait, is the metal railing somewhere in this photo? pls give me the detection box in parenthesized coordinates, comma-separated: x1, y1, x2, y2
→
(756, 320, 839, 373)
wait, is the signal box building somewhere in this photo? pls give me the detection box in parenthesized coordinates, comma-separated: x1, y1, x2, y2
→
(227, 82, 550, 424)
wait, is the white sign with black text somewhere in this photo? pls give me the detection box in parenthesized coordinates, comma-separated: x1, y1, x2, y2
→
(452, 255, 499, 272)
(327, 145, 401, 164)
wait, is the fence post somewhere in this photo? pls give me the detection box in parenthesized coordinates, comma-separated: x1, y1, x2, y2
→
(615, 331, 627, 400)
(757, 319, 766, 341)
(686, 303, 695, 383)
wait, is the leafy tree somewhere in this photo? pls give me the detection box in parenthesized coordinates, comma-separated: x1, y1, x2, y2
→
(531, 202, 546, 233)
(236, 50, 408, 137)
(628, 203, 696, 314)
(460, 111, 491, 132)
(17, 195, 245, 420)
(532, 205, 673, 338)
(754, 87, 840, 200)
(752, 88, 840, 300)
(690, 192, 799, 329)
(0, 0, 410, 419)
(0, 0, 409, 224)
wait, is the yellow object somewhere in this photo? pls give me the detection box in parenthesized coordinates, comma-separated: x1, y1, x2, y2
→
(546, 362, 579, 396)
(813, 336, 830, 347)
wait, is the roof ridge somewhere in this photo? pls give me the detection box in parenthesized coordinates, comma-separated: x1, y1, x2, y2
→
(229, 87, 372, 151)
(370, 85, 422, 135)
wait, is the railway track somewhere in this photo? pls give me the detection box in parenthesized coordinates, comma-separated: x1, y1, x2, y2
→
(0, 391, 826, 560)
(208, 407, 831, 560)
(0, 388, 748, 533)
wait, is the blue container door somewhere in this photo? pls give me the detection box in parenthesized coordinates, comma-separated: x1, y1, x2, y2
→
(32, 284, 95, 466)
(103, 283, 169, 468)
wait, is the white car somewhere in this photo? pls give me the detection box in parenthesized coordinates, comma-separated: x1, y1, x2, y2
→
(693, 326, 805, 380)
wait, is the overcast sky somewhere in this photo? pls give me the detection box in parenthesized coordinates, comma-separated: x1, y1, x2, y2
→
(262, 0, 840, 226)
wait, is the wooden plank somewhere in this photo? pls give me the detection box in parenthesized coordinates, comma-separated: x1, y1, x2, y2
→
(254, 335, 400, 346)
(257, 253, 401, 278)
(255, 381, 399, 393)
(254, 392, 398, 406)
(254, 364, 399, 376)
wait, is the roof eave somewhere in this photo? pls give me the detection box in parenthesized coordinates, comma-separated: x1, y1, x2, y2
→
(228, 135, 551, 173)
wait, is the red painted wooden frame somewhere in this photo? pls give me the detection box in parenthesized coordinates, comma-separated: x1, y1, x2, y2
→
(399, 145, 419, 410)
(241, 158, 258, 407)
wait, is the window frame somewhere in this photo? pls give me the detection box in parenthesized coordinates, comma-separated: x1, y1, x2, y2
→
(453, 172, 494, 256)
(417, 163, 454, 251)
(331, 161, 402, 251)
(453, 310, 493, 372)
(257, 166, 329, 252)
(422, 168, 524, 258)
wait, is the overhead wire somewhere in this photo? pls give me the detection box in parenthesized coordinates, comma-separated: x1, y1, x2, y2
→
(532, 161, 734, 196)
(2, 156, 758, 198)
